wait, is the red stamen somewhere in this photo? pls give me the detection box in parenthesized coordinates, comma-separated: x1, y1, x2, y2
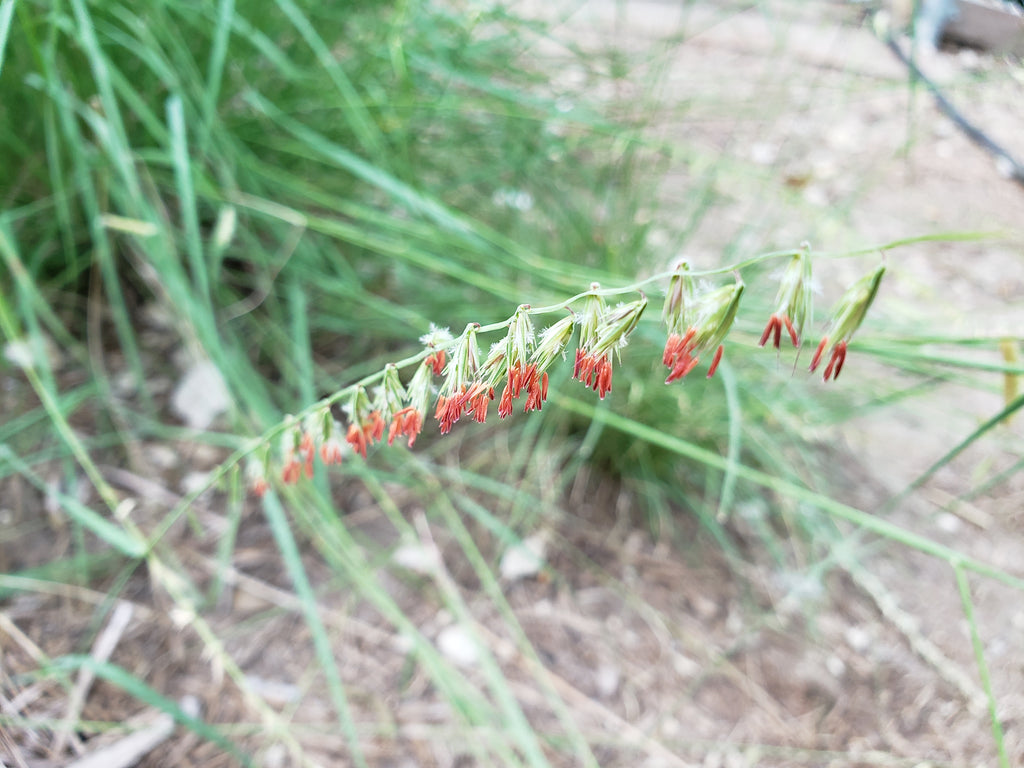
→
(346, 423, 368, 458)
(510, 362, 523, 396)
(388, 406, 423, 446)
(463, 382, 493, 423)
(299, 432, 315, 478)
(281, 454, 302, 484)
(823, 340, 848, 382)
(403, 410, 423, 447)
(706, 345, 724, 378)
(498, 383, 514, 419)
(435, 389, 465, 435)
(524, 368, 548, 413)
(363, 411, 385, 444)
(426, 350, 446, 376)
(758, 315, 778, 348)
(595, 357, 613, 398)
(783, 315, 799, 347)
(664, 333, 683, 365)
(809, 337, 829, 373)
(320, 440, 343, 465)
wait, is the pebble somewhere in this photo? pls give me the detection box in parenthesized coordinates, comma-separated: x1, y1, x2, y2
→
(437, 625, 479, 667)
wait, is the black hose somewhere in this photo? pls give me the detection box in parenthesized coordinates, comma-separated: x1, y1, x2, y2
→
(884, 34, 1024, 188)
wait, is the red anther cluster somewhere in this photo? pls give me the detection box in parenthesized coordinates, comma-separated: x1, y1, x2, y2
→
(320, 437, 344, 466)
(663, 330, 698, 382)
(499, 362, 548, 418)
(464, 382, 495, 423)
(252, 476, 270, 498)
(572, 350, 613, 399)
(434, 382, 496, 433)
(425, 349, 446, 376)
(758, 312, 799, 350)
(346, 410, 384, 458)
(435, 389, 464, 434)
(663, 330, 723, 382)
(282, 432, 316, 485)
(810, 337, 847, 382)
(388, 406, 424, 448)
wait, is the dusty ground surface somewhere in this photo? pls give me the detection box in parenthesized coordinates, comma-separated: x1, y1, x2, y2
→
(3, 2, 1024, 767)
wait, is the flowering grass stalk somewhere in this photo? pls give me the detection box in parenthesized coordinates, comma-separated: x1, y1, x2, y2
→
(810, 263, 886, 382)
(246, 249, 889, 495)
(759, 247, 813, 350)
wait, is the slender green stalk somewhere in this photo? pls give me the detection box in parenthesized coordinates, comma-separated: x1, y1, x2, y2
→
(954, 566, 1009, 768)
(261, 493, 368, 768)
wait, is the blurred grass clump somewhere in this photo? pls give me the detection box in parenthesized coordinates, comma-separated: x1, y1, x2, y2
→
(1, 0, 658, 426)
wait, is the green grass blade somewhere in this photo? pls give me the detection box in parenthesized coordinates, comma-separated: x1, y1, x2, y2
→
(202, 0, 234, 145)
(67, 0, 139, 199)
(167, 94, 211, 310)
(954, 565, 1009, 768)
(0, 0, 16, 79)
(261, 492, 368, 768)
(272, 0, 387, 164)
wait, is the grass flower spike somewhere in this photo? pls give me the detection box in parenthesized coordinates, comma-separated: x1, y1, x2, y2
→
(242, 247, 889, 497)
(496, 305, 548, 418)
(760, 247, 813, 349)
(345, 387, 385, 458)
(420, 324, 453, 376)
(572, 285, 647, 399)
(389, 359, 433, 447)
(810, 263, 885, 382)
(663, 267, 744, 382)
(247, 458, 271, 498)
(279, 425, 315, 484)
(435, 324, 490, 433)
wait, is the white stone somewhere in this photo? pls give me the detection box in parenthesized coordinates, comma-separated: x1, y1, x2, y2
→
(180, 471, 212, 496)
(392, 543, 439, 575)
(595, 663, 621, 698)
(170, 360, 231, 429)
(499, 533, 547, 581)
(437, 625, 479, 667)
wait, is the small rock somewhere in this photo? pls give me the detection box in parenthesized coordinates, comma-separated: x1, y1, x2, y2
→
(936, 512, 961, 533)
(170, 360, 231, 430)
(244, 675, 301, 705)
(750, 142, 777, 166)
(180, 471, 211, 497)
(262, 743, 288, 768)
(845, 625, 871, 652)
(595, 663, 620, 698)
(392, 543, 438, 575)
(499, 533, 547, 581)
(437, 625, 479, 667)
(4, 335, 62, 372)
(145, 444, 180, 470)
(826, 654, 846, 677)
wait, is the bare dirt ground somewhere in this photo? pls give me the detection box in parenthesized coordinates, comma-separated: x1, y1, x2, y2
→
(3, 2, 1024, 767)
